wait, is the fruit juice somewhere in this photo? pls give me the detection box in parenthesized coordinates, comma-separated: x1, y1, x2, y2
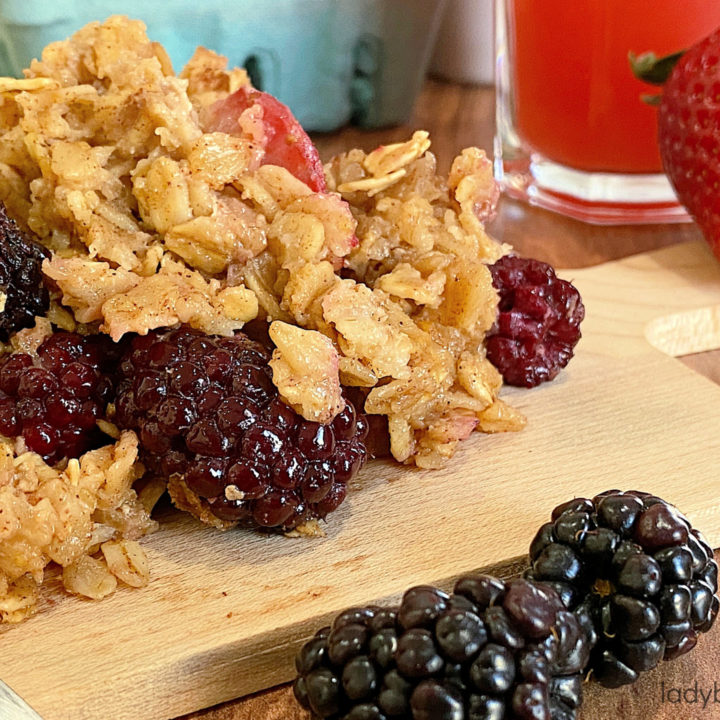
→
(511, 0, 720, 174)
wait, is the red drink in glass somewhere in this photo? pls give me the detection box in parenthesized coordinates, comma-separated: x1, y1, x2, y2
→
(496, 1, 720, 223)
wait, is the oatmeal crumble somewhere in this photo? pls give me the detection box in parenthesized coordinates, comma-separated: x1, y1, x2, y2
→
(0, 431, 154, 621)
(0, 16, 539, 619)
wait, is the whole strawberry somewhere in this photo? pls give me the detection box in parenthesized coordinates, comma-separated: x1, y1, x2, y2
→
(656, 27, 720, 262)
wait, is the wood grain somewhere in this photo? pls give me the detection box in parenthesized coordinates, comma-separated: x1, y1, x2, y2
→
(3, 242, 720, 720)
(313, 79, 495, 176)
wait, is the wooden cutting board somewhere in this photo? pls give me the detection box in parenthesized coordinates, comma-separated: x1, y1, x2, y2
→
(3, 241, 720, 720)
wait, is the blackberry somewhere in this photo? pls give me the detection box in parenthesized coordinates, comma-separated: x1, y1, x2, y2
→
(293, 575, 592, 719)
(114, 326, 370, 531)
(0, 202, 49, 341)
(0, 331, 120, 462)
(527, 490, 719, 688)
(486, 255, 584, 388)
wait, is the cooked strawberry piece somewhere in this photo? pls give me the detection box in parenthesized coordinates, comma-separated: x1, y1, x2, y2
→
(208, 86, 327, 192)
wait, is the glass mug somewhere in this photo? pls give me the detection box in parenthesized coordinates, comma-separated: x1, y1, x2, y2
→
(495, 0, 720, 224)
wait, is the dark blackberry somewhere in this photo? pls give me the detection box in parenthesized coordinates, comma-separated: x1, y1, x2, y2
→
(114, 326, 371, 531)
(0, 202, 49, 341)
(486, 255, 585, 388)
(527, 490, 719, 688)
(0, 331, 120, 462)
(293, 575, 591, 719)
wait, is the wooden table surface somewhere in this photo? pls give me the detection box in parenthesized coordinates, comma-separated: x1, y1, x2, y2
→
(180, 80, 720, 720)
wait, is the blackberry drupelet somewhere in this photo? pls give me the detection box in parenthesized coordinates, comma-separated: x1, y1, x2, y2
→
(527, 490, 719, 688)
(293, 575, 592, 720)
(0, 331, 121, 462)
(486, 255, 585, 388)
(114, 326, 370, 531)
(0, 202, 50, 341)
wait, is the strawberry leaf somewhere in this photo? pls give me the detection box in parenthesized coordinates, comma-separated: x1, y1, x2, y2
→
(629, 50, 685, 86)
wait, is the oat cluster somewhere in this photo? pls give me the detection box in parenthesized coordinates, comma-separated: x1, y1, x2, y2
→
(0, 430, 157, 622)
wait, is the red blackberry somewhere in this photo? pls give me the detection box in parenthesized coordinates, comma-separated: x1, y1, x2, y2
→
(527, 490, 719, 688)
(114, 326, 370, 531)
(0, 202, 49, 341)
(293, 575, 592, 720)
(486, 256, 584, 388)
(0, 331, 121, 462)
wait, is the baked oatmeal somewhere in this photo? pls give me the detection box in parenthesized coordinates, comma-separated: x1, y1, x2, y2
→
(0, 16, 584, 621)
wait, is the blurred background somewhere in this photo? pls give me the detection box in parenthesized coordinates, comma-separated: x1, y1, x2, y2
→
(0, 0, 494, 131)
